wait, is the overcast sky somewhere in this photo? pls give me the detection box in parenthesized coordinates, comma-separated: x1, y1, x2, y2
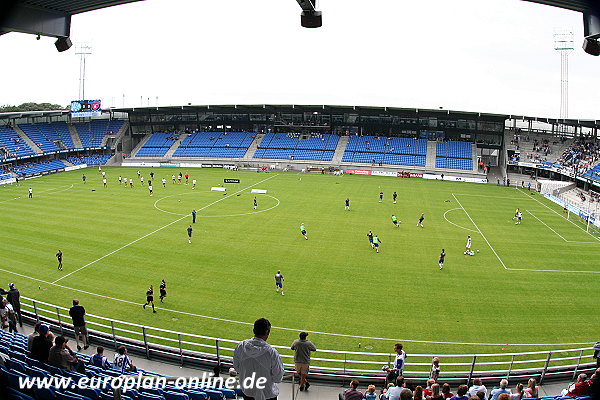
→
(1, 0, 598, 119)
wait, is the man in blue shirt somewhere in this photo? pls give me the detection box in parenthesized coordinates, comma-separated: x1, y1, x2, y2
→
(90, 346, 111, 369)
(489, 379, 511, 400)
(192, 209, 197, 224)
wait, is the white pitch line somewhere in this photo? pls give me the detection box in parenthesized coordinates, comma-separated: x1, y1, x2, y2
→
(0, 184, 74, 204)
(507, 267, 600, 274)
(52, 175, 279, 284)
(451, 193, 535, 201)
(443, 208, 478, 233)
(526, 210, 568, 242)
(451, 193, 508, 270)
(1, 266, 597, 346)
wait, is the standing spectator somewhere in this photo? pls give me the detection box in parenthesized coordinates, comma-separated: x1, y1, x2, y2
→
(28, 322, 43, 351)
(594, 343, 600, 369)
(6, 283, 22, 327)
(468, 378, 488, 398)
(48, 336, 84, 372)
(523, 379, 538, 399)
(69, 299, 88, 351)
(114, 345, 136, 374)
(430, 357, 441, 381)
(401, 389, 415, 400)
(340, 380, 363, 400)
(31, 325, 54, 363)
(233, 318, 284, 400)
(490, 380, 512, 400)
(290, 331, 316, 391)
(90, 346, 112, 369)
(4, 300, 17, 333)
(0, 300, 9, 329)
(451, 385, 469, 400)
(386, 343, 407, 385)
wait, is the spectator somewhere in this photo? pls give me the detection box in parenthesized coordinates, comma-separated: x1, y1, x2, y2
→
(340, 379, 363, 400)
(6, 283, 21, 327)
(386, 343, 408, 385)
(424, 379, 436, 397)
(589, 368, 600, 400)
(564, 374, 591, 397)
(28, 322, 43, 351)
(290, 331, 316, 391)
(90, 346, 112, 369)
(476, 392, 486, 400)
(402, 389, 415, 400)
(523, 379, 538, 398)
(428, 384, 444, 400)
(430, 357, 441, 382)
(1, 299, 17, 333)
(451, 385, 469, 400)
(31, 325, 53, 363)
(365, 385, 377, 400)
(48, 336, 84, 372)
(415, 386, 425, 400)
(387, 377, 406, 400)
(69, 299, 89, 351)
(468, 378, 488, 398)
(498, 394, 510, 400)
(114, 345, 136, 374)
(442, 383, 454, 399)
(489, 380, 511, 400)
(510, 384, 524, 400)
(233, 318, 284, 400)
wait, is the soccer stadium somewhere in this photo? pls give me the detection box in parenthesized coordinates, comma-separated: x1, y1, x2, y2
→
(1, 1, 600, 400)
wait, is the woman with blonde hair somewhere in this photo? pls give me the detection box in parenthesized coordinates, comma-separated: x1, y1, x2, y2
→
(428, 383, 444, 400)
(524, 379, 538, 398)
(365, 384, 377, 400)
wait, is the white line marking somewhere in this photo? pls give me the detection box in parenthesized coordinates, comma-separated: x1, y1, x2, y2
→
(506, 267, 600, 274)
(153, 192, 281, 217)
(0, 184, 74, 203)
(1, 266, 596, 346)
(451, 193, 535, 201)
(443, 208, 478, 233)
(52, 175, 279, 284)
(526, 210, 568, 242)
(452, 193, 508, 270)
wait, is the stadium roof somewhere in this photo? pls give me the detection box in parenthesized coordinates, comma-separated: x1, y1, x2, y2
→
(524, 0, 593, 12)
(4, 0, 143, 16)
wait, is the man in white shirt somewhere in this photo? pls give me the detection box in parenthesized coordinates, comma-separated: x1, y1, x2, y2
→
(233, 318, 284, 400)
(385, 343, 407, 385)
(468, 378, 487, 398)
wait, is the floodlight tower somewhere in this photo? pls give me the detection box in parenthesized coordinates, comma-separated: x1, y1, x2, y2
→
(553, 29, 574, 120)
(75, 43, 92, 100)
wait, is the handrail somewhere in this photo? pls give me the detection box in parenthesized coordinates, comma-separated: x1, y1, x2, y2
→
(20, 296, 598, 383)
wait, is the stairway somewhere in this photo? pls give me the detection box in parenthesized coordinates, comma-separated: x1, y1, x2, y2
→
(67, 124, 83, 148)
(472, 143, 478, 172)
(13, 125, 42, 154)
(330, 136, 349, 165)
(164, 133, 188, 158)
(243, 133, 264, 160)
(425, 141, 437, 170)
(130, 133, 153, 157)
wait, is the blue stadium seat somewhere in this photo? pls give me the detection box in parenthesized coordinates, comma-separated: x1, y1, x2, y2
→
(163, 391, 189, 400)
(33, 386, 58, 400)
(184, 391, 208, 400)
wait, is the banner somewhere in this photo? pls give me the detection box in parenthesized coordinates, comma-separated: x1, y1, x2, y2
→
(160, 163, 178, 167)
(65, 164, 87, 172)
(346, 169, 372, 175)
(372, 171, 397, 177)
(422, 173, 487, 184)
(397, 172, 423, 178)
(123, 162, 161, 167)
(224, 179, 240, 183)
(543, 193, 599, 228)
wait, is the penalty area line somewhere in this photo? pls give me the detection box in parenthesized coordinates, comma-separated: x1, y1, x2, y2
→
(52, 174, 279, 284)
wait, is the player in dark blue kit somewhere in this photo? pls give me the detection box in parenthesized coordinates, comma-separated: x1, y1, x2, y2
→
(417, 213, 425, 227)
(56, 250, 63, 271)
(393, 191, 397, 204)
(345, 198, 350, 211)
(379, 191, 384, 203)
(439, 249, 446, 270)
(367, 230, 374, 248)
(253, 197, 258, 210)
(191, 210, 197, 223)
(159, 280, 167, 303)
(187, 225, 193, 244)
(143, 285, 156, 313)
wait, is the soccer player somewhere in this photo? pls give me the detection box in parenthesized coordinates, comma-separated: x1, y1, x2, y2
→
(345, 198, 350, 210)
(162, 178, 166, 187)
(129, 179, 133, 188)
(98, 166, 102, 173)
(373, 234, 382, 253)
(140, 176, 144, 184)
(28, 188, 32, 198)
(515, 211, 522, 225)
(192, 209, 197, 223)
(379, 191, 384, 203)
(123, 177, 128, 186)
(118, 176, 122, 184)
(192, 179, 197, 189)
(150, 171, 154, 181)
(102, 171, 106, 178)
(393, 191, 397, 204)
(439, 249, 445, 270)
(178, 172, 182, 184)
(253, 197, 257, 210)
(185, 173, 189, 184)
(103, 178, 107, 188)
(172, 175, 176, 184)
(367, 230, 374, 248)
(137, 170, 141, 178)
(275, 270, 284, 295)
(56, 250, 63, 271)
(82, 174, 86, 184)
(417, 213, 425, 227)
(391, 214, 400, 227)
(464, 235, 472, 255)
(300, 223, 308, 240)
(143, 285, 156, 312)
(187, 225, 193, 243)
(513, 208, 520, 220)
(148, 183, 153, 196)
(159, 280, 167, 303)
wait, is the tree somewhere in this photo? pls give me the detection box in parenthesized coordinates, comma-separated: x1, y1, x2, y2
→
(0, 102, 68, 112)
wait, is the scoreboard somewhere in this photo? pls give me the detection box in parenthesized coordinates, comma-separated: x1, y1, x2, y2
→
(71, 100, 102, 118)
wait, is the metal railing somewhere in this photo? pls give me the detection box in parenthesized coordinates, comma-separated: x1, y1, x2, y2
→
(20, 296, 597, 385)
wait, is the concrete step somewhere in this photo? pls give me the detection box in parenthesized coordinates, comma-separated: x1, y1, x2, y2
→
(13, 125, 42, 154)
(243, 133, 264, 160)
(164, 133, 188, 158)
(425, 140, 437, 170)
(131, 133, 153, 157)
(331, 136, 349, 165)
(68, 123, 83, 148)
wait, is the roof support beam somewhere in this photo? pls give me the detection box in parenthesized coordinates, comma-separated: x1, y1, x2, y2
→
(0, 2, 71, 38)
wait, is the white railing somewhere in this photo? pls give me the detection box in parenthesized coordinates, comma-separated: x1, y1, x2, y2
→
(21, 296, 597, 384)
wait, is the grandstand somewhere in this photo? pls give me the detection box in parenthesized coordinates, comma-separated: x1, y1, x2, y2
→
(435, 140, 473, 170)
(74, 120, 125, 148)
(66, 153, 112, 166)
(12, 159, 66, 177)
(341, 136, 427, 166)
(173, 131, 255, 158)
(19, 122, 75, 152)
(253, 132, 338, 161)
(136, 132, 180, 157)
(0, 125, 35, 160)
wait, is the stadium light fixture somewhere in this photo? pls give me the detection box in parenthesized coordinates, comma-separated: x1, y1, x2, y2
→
(583, 6, 600, 55)
(295, 0, 322, 28)
(54, 36, 72, 52)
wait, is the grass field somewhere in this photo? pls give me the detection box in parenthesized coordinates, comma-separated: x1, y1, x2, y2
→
(1, 167, 599, 365)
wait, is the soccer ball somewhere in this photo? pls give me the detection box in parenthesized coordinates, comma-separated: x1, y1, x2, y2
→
(476, 250, 480, 253)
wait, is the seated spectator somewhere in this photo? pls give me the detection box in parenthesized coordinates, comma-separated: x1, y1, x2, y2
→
(442, 383, 454, 399)
(364, 384, 377, 400)
(387, 377, 406, 400)
(451, 385, 469, 400)
(48, 335, 85, 372)
(469, 378, 488, 398)
(30, 324, 53, 363)
(114, 345, 136, 374)
(589, 368, 599, 400)
(90, 346, 112, 369)
(523, 378, 538, 398)
(424, 379, 436, 397)
(415, 386, 425, 400)
(510, 383, 523, 400)
(27, 322, 42, 351)
(402, 389, 415, 400)
(489, 380, 511, 400)
(340, 379, 363, 400)
(428, 384, 444, 400)
(564, 373, 591, 397)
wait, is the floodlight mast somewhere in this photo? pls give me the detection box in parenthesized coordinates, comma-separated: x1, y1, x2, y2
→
(75, 43, 92, 100)
(553, 28, 574, 121)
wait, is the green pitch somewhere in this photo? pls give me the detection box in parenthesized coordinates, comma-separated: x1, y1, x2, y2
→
(1, 167, 599, 362)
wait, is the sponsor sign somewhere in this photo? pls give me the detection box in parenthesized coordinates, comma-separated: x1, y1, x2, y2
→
(160, 163, 178, 167)
(224, 179, 240, 183)
(346, 169, 372, 175)
(371, 171, 397, 177)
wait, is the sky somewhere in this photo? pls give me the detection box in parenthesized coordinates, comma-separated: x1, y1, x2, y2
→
(0, 0, 599, 120)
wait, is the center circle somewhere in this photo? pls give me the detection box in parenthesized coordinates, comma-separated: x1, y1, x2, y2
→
(153, 191, 280, 217)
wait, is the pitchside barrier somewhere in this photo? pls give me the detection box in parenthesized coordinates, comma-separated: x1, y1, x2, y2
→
(18, 297, 598, 385)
